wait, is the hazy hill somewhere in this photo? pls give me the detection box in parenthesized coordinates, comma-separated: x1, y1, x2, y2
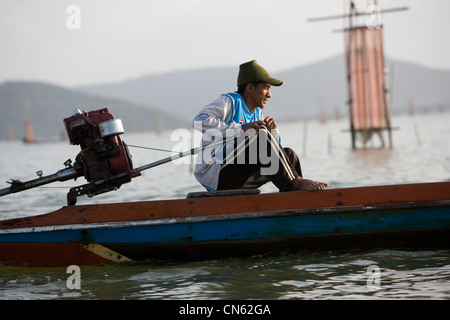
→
(0, 81, 187, 141)
(2, 54, 449, 141)
(78, 54, 450, 122)
(79, 67, 239, 120)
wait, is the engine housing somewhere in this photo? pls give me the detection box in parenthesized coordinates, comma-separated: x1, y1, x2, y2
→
(63, 108, 134, 203)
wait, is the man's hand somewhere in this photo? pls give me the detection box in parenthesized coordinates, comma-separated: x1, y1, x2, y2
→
(242, 120, 265, 132)
(263, 116, 277, 130)
(242, 117, 277, 132)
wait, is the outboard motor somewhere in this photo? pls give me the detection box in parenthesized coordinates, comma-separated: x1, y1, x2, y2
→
(64, 108, 136, 204)
(1, 107, 205, 205)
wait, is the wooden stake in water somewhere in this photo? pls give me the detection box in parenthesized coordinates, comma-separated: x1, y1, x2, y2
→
(414, 123, 422, 146)
(302, 121, 308, 157)
(328, 133, 332, 155)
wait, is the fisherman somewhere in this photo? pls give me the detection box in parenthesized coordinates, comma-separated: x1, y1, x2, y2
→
(192, 60, 328, 192)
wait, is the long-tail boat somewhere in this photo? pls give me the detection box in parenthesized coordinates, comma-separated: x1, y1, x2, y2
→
(1, 109, 449, 266)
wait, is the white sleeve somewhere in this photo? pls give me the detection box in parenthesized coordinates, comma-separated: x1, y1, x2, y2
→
(192, 95, 243, 136)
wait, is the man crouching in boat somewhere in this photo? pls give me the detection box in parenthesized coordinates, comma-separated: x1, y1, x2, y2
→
(192, 60, 328, 193)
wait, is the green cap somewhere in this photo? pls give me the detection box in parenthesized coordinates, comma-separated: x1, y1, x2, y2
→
(237, 60, 283, 87)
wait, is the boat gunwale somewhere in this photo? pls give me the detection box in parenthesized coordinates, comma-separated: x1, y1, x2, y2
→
(1, 199, 449, 236)
(1, 181, 449, 231)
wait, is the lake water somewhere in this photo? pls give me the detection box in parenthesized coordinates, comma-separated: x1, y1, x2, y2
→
(0, 112, 449, 301)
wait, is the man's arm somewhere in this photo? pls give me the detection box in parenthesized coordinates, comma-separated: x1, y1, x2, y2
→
(192, 95, 243, 135)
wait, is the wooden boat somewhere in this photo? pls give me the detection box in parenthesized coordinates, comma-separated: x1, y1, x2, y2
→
(1, 181, 449, 266)
(1, 108, 449, 266)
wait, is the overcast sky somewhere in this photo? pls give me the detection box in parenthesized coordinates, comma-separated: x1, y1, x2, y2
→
(1, 0, 449, 87)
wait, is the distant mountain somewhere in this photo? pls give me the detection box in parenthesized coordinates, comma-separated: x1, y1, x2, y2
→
(0, 81, 187, 141)
(78, 67, 238, 120)
(77, 54, 450, 123)
(2, 54, 449, 142)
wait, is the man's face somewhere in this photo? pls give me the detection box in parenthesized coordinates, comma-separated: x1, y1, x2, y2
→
(248, 82, 271, 109)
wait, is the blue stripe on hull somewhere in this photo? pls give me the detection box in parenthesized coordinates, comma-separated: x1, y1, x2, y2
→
(1, 206, 449, 244)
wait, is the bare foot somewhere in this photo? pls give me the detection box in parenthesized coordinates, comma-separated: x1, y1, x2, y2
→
(283, 177, 329, 192)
